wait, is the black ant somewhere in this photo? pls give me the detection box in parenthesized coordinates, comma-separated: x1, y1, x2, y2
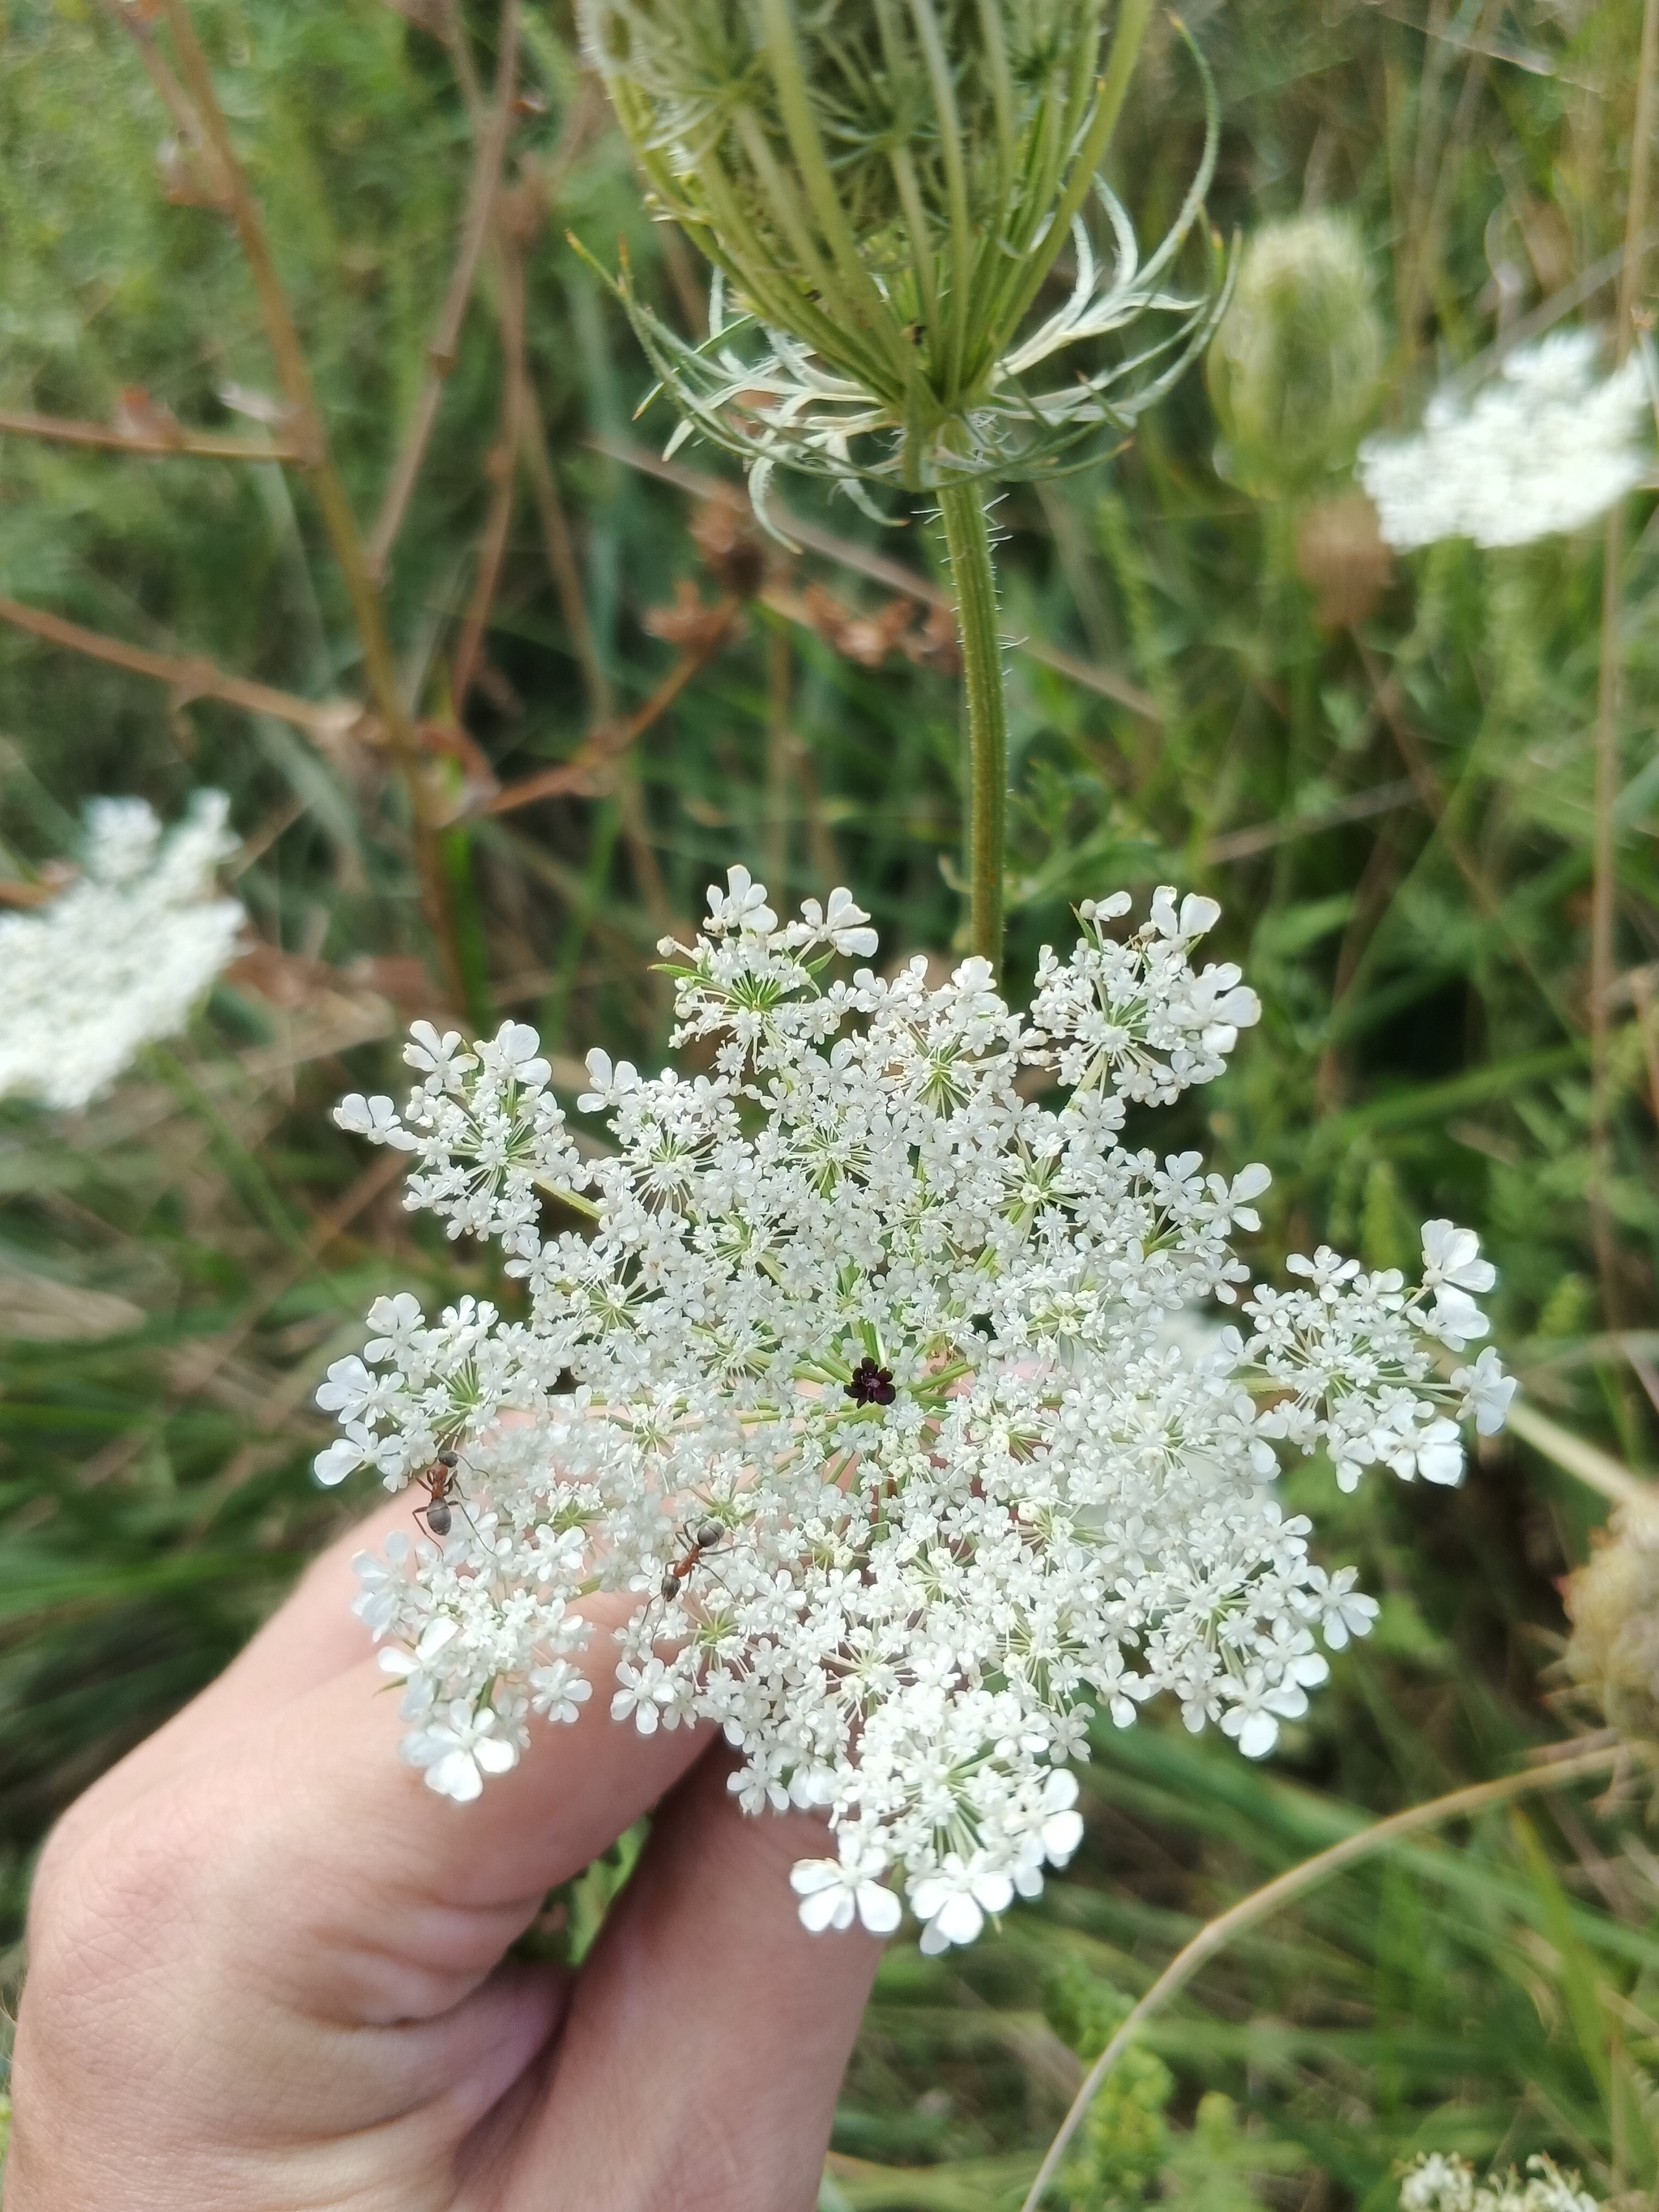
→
(660, 1518, 726, 1601)
(414, 1450, 461, 1539)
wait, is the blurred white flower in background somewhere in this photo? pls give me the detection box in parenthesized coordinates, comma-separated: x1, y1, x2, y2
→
(1400, 2152, 1599, 2212)
(1359, 330, 1652, 549)
(0, 791, 244, 1110)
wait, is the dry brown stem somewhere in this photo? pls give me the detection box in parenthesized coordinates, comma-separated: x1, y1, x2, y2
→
(450, 233, 529, 714)
(522, 389, 613, 720)
(0, 405, 304, 463)
(0, 590, 361, 744)
(368, 0, 522, 579)
(1589, 0, 1659, 1323)
(93, 0, 231, 206)
(1018, 1744, 1622, 2212)
(483, 599, 742, 816)
(589, 435, 1163, 722)
(156, 0, 465, 1003)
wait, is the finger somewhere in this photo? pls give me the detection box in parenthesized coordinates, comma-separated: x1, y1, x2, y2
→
(83, 1632, 711, 2028)
(49, 1490, 414, 1852)
(497, 1747, 882, 2212)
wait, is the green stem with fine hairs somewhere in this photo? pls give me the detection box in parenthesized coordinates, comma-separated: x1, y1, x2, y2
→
(938, 478, 1008, 972)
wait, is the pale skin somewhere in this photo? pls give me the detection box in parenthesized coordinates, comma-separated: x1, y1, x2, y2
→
(5, 1497, 882, 2211)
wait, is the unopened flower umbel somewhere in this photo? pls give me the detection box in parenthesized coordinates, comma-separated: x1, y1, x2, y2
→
(0, 791, 243, 1110)
(579, 0, 1226, 512)
(322, 874, 1512, 1950)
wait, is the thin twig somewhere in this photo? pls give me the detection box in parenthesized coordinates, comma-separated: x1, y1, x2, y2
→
(1202, 778, 1416, 865)
(170, 1147, 408, 1409)
(0, 406, 304, 462)
(589, 435, 1163, 722)
(1346, 641, 1572, 1034)
(616, 763, 676, 944)
(450, 231, 528, 713)
(483, 602, 742, 815)
(1315, 805, 1415, 1111)
(763, 623, 793, 893)
(1017, 1745, 1621, 2212)
(92, 0, 230, 204)
(367, 0, 521, 578)
(156, 0, 464, 1003)
(1403, 0, 1500, 345)
(86, 1144, 409, 1494)
(523, 387, 613, 719)
(1631, 970, 1659, 1132)
(0, 590, 357, 742)
(1589, 0, 1659, 1324)
(1508, 1399, 1659, 1516)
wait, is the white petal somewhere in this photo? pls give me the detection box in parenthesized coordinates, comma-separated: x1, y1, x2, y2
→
(313, 1439, 364, 1486)
(970, 1869, 1013, 1914)
(429, 1750, 483, 1801)
(1236, 1710, 1279, 1759)
(936, 1892, 985, 1946)
(1042, 1809, 1085, 1861)
(856, 1883, 902, 1934)
(790, 1859, 841, 1897)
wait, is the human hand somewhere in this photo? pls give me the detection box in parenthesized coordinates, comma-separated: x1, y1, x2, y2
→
(6, 1498, 882, 2210)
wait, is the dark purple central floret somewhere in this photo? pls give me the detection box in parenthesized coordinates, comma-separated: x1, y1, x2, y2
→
(846, 1356, 896, 1407)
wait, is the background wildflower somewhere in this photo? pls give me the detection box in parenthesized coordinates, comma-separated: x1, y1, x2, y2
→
(0, 791, 243, 1110)
(1358, 331, 1653, 550)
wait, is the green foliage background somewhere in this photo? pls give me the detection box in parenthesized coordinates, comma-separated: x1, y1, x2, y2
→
(2, 1, 1658, 2202)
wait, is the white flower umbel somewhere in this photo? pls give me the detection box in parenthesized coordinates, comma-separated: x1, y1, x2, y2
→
(323, 873, 1511, 1947)
(1358, 330, 1652, 550)
(0, 792, 244, 1110)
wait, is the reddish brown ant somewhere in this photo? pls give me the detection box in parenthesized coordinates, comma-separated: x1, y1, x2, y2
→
(659, 1517, 726, 1601)
(414, 1450, 461, 1539)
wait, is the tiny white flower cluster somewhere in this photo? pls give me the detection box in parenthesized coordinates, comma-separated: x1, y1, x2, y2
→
(1358, 330, 1652, 550)
(0, 791, 244, 1110)
(1401, 2153, 1598, 2212)
(322, 872, 1513, 1948)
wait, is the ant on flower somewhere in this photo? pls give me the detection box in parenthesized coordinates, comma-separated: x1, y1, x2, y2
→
(414, 1450, 461, 1539)
(660, 1518, 727, 1601)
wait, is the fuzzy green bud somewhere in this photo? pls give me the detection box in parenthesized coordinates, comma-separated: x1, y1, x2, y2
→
(1206, 211, 1382, 498)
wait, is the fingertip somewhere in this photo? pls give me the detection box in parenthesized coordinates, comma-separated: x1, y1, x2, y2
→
(502, 1745, 881, 2210)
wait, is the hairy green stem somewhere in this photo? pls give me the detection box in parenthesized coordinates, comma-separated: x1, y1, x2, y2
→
(939, 478, 1008, 970)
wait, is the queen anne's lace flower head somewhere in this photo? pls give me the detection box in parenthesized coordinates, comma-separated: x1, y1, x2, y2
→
(0, 791, 244, 1110)
(324, 872, 1510, 1946)
(1358, 330, 1653, 550)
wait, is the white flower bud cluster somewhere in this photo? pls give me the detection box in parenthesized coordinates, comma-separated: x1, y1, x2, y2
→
(1358, 330, 1652, 550)
(0, 791, 244, 1110)
(322, 872, 1512, 1948)
(1401, 2154, 1598, 2212)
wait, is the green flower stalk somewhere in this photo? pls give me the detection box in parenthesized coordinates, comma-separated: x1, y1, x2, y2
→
(578, 0, 1228, 966)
